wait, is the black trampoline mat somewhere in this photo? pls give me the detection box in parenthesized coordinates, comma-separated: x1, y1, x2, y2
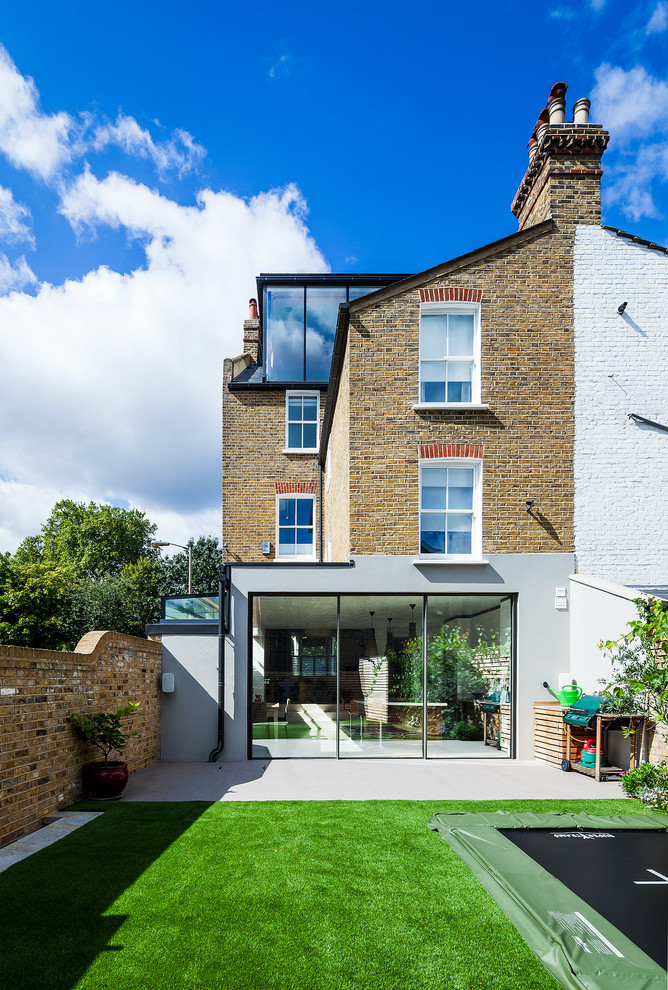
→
(501, 828, 668, 969)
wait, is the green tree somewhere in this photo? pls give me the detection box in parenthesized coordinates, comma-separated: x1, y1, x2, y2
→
(600, 596, 668, 758)
(32, 500, 157, 578)
(155, 536, 221, 596)
(0, 552, 72, 649)
(0, 500, 161, 650)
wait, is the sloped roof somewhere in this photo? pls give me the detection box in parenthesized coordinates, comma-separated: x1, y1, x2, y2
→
(345, 218, 555, 312)
(602, 225, 668, 256)
(319, 218, 556, 462)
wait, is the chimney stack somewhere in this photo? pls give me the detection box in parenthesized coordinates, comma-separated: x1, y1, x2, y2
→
(243, 297, 260, 362)
(512, 82, 609, 230)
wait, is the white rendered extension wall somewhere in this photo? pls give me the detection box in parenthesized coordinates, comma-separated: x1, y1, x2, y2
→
(574, 225, 668, 588)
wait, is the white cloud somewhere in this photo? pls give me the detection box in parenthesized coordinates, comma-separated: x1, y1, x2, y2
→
(91, 114, 205, 177)
(593, 64, 668, 141)
(647, 1, 668, 33)
(0, 45, 73, 181)
(593, 64, 668, 220)
(0, 185, 33, 243)
(0, 174, 328, 552)
(590, 0, 606, 9)
(0, 253, 36, 292)
(605, 142, 668, 221)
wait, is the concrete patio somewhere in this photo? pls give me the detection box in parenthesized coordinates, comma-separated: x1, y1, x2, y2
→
(122, 758, 622, 802)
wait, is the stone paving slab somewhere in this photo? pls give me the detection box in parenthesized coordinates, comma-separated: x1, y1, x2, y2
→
(0, 812, 102, 874)
(122, 759, 625, 803)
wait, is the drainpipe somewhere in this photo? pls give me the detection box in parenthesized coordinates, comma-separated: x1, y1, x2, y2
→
(319, 461, 324, 562)
(208, 562, 231, 761)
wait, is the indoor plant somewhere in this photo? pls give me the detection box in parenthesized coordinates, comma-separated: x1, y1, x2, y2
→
(68, 701, 139, 800)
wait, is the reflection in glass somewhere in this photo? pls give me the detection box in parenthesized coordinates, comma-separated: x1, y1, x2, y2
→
(287, 394, 318, 449)
(425, 596, 512, 757)
(306, 287, 346, 381)
(266, 286, 304, 381)
(339, 596, 424, 758)
(251, 596, 337, 758)
(163, 595, 219, 621)
(249, 595, 512, 760)
(347, 286, 378, 301)
(421, 467, 474, 556)
(278, 497, 314, 557)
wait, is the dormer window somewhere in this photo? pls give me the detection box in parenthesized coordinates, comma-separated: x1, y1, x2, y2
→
(418, 302, 482, 407)
(285, 391, 319, 452)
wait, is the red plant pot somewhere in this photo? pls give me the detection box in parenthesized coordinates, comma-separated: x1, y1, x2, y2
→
(82, 761, 129, 801)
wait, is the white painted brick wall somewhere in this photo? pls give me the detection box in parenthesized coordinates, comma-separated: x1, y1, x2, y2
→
(574, 225, 668, 587)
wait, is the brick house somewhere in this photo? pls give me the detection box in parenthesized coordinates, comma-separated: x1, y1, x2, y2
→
(154, 83, 667, 764)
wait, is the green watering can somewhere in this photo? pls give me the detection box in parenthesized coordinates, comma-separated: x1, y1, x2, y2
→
(543, 681, 583, 707)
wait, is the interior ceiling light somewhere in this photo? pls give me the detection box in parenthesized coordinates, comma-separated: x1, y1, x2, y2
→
(365, 611, 378, 658)
(408, 603, 417, 639)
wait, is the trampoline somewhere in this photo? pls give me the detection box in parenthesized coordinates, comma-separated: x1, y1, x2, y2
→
(428, 811, 668, 990)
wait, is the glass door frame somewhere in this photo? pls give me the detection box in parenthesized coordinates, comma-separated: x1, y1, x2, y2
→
(247, 591, 516, 760)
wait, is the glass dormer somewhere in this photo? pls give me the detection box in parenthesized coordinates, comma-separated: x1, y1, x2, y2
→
(259, 274, 410, 384)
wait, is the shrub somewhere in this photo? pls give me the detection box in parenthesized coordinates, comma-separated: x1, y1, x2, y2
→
(620, 762, 668, 812)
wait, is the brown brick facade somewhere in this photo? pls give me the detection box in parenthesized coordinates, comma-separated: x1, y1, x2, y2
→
(222, 357, 325, 561)
(324, 223, 576, 557)
(0, 631, 161, 846)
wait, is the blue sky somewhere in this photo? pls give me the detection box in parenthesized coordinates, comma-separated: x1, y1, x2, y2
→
(1, 0, 667, 552)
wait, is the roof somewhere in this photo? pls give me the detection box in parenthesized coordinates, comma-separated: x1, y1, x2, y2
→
(318, 218, 556, 463)
(603, 225, 668, 256)
(344, 218, 555, 313)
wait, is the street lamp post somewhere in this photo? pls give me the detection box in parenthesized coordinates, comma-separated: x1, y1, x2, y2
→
(151, 540, 193, 594)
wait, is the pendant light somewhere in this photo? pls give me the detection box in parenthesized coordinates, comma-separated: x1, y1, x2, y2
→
(385, 617, 394, 655)
(408, 604, 417, 640)
(365, 611, 378, 658)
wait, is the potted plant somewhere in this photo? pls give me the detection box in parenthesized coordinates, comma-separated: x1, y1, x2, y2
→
(68, 702, 139, 800)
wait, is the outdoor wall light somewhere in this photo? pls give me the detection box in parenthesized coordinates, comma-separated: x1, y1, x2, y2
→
(617, 301, 628, 315)
(162, 672, 175, 693)
(526, 499, 536, 513)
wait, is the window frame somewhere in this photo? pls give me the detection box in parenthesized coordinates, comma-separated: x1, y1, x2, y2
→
(274, 494, 317, 561)
(284, 390, 320, 454)
(418, 458, 483, 562)
(416, 301, 486, 410)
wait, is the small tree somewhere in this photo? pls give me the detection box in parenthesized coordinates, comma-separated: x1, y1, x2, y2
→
(68, 702, 139, 764)
(600, 597, 668, 759)
(391, 624, 492, 733)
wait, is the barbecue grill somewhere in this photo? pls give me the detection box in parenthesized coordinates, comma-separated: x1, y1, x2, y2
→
(561, 694, 602, 729)
(560, 695, 643, 781)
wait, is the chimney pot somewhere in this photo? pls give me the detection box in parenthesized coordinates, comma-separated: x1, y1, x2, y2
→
(527, 137, 539, 162)
(573, 97, 591, 125)
(548, 97, 566, 125)
(549, 82, 568, 101)
(248, 298, 258, 320)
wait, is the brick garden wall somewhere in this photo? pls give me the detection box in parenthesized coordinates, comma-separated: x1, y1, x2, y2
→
(0, 631, 161, 846)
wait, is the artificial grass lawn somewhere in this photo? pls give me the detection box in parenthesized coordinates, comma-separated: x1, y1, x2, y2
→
(0, 798, 639, 990)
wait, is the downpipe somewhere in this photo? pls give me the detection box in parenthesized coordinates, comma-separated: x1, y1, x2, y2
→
(208, 563, 231, 761)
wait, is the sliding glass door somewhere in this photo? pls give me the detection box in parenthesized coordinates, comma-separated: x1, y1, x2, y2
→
(250, 593, 513, 759)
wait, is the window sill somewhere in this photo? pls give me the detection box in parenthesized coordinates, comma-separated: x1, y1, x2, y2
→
(282, 448, 319, 455)
(413, 403, 489, 412)
(273, 556, 317, 563)
(412, 557, 489, 566)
